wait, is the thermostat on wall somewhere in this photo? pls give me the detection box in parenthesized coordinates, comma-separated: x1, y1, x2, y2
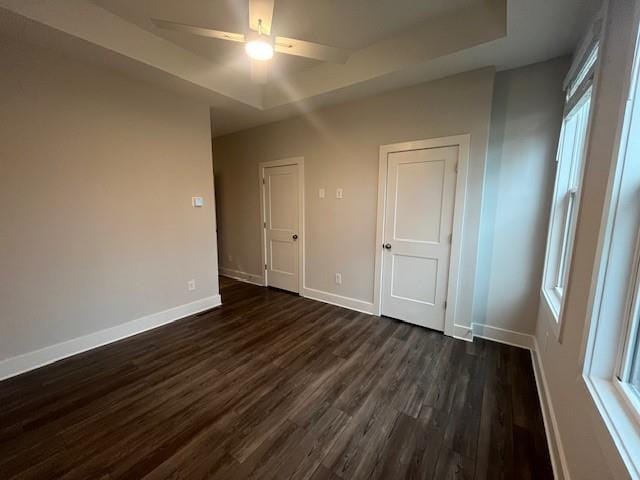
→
(192, 196, 204, 207)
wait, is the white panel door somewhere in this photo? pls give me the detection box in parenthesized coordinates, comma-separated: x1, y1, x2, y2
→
(381, 145, 458, 331)
(264, 164, 299, 292)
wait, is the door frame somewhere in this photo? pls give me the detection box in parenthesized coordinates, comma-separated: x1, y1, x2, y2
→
(259, 157, 305, 293)
(373, 135, 470, 337)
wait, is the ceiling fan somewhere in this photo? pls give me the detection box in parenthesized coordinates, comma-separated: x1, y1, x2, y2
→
(151, 0, 351, 84)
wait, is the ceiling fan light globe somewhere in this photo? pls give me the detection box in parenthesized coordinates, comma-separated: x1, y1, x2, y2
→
(245, 40, 273, 61)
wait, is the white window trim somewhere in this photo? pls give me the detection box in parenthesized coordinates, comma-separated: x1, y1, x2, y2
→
(581, 7, 640, 477)
(541, 87, 594, 340)
(617, 237, 640, 383)
(542, 12, 602, 341)
(583, 378, 640, 479)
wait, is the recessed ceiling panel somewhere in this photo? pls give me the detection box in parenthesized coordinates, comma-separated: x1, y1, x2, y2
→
(272, 0, 480, 49)
(3, 0, 601, 137)
(92, 0, 481, 76)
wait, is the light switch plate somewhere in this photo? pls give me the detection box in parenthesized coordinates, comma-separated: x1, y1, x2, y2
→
(192, 196, 204, 207)
(336, 188, 343, 199)
(319, 188, 325, 199)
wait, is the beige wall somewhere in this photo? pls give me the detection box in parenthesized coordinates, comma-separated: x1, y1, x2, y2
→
(214, 68, 495, 329)
(535, 0, 636, 478)
(474, 58, 568, 334)
(0, 36, 219, 362)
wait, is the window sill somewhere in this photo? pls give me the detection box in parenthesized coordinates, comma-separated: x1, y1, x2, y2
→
(583, 375, 640, 478)
(541, 287, 562, 338)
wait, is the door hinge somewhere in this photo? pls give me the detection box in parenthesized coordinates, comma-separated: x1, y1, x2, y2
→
(443, 301, 447, 310)
(448, 233, 452, 244)
(455, 162, 459, 173)
(265, 263, 267, 270)
(262, 178, 265, 185)
(263, 222, 266, 228)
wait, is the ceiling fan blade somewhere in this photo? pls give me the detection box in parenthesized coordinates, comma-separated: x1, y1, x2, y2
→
(249, 0, 275, 35)
(250, 59, 270, 84)
(151, 18, 245, 43)
(274, 37, 351, 63)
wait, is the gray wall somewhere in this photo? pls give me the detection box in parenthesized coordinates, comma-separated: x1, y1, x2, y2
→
(0, 36, 219, 361)
(215, 59, 569, 336)
(214, 67, 495, 330)
(474, 58, 568, 334)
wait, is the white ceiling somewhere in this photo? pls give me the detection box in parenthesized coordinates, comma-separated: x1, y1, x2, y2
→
(0, 0, 600, 136)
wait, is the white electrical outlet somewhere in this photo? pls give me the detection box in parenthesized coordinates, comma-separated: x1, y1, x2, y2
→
(319, 188, 325, 198)
(187, 279, 196, 291)
(192, 196, 204, 207)
(336, 188, 343, 199)
(335, 273, 342, 285)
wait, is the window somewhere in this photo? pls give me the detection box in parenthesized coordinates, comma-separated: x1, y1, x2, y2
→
(549, 92, 591, 295)
(611, 17, 640, 413)
(613, 47, 640, 410)
(620, 264, 640, 397)
(542, 45, 598, 333)
(583, 14, 640, 478)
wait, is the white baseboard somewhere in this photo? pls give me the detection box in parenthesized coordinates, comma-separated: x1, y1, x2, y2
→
(0, 294, 222, 381)
(471, 322, 535, 350)
(220, 268, 264, 286)
(221, 270, 374, 315)
(531, 338, 571, 480)
(301, 287, 376, 315)
(453, 324, 474, 342)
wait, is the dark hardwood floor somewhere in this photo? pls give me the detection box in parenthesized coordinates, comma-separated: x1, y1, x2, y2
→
(0, 277, 553, 479)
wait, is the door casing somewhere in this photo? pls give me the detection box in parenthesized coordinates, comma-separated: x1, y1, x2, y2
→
(259, 157, 305, 293)
(373, 135, 470, 338)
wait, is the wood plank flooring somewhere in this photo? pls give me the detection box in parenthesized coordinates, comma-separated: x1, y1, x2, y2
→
(0, 277, 553, 479)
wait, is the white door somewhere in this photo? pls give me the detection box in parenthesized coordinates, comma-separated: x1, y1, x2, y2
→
(381, 145, 458, 331)
(263, 164, 300, 292)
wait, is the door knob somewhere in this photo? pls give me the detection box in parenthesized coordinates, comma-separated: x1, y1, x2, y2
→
(383, 243, 392, 250)
(292, 234, 298, 240)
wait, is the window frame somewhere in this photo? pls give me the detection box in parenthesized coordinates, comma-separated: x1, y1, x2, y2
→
(581, 7, 640, 477)
(617, 235, 640, 388)
(554, 91, 592, 292)
(542, 80, 595, 339)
